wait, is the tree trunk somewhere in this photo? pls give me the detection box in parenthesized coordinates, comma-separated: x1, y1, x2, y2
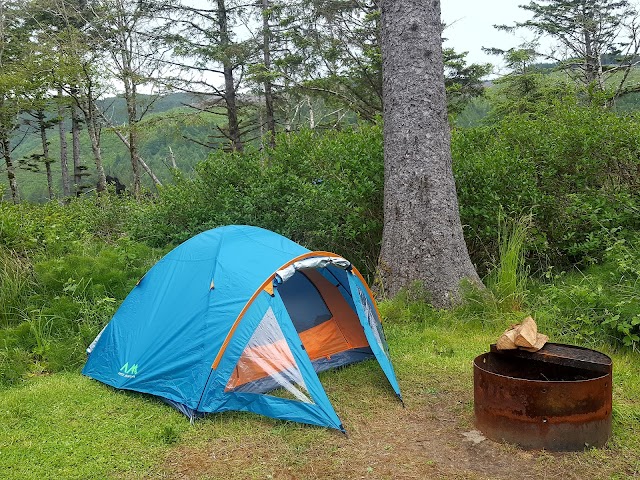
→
(307, 96, 315, 129)
(217, 0, 243, 152)
(37, 109, 54, 201)
(168, 146, 177, 169)
(581, 4, 604, 92)
(58, 88, 71, 198)
(102, 117, 163, 188)
(262, 0, 276, 147)
(71, 103, 83, 194)
(378, 0, 481, 307)
(120, 47, 141, 197)
(124, 82, 141, 197)
(84, 101, 107, 193)
(1, 132, 18, 204)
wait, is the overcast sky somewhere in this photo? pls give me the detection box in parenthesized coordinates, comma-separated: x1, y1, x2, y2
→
(441, 0, 640, 74)
(181, 0, 640, 82)
(440, 0, 534, 74)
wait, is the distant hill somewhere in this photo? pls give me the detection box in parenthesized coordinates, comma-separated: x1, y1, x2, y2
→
(97, 92, 204, 125)
(6, 93, 225, 202)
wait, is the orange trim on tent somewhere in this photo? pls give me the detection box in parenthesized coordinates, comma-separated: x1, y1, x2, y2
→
(211, 251, 344, 369)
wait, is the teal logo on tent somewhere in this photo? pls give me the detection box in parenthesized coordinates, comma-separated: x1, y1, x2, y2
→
(118, 362, 139, 378)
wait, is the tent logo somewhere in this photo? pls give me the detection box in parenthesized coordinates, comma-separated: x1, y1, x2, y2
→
(118, 362, 139, 378)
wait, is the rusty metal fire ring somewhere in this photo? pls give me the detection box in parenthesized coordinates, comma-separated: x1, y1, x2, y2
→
(473, 343, 612, 451)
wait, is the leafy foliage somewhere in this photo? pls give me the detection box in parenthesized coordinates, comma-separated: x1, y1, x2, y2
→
(0, 196, 158, 387)
(2, 97, 640, 385)
(135, 125, 384, 277)
(533, 238, 640, 350)
(497, 0, 640, 102)
(453, 102, 640, 270)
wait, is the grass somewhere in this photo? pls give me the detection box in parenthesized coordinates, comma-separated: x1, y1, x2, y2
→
(0, 210, 637, 478)
(0, 307, 638, 479)
(0, 373, 190, 480)
(485, 213, 531, 313)
(0, 248, 33, 328)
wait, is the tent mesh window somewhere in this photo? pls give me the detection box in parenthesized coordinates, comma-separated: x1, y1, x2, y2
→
(279, 270, 371, 362)
(357, 287, 390, 358)
(225, 307, 313, 403)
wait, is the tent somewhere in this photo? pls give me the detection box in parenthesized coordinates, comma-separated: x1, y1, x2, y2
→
(83, 225, 402, 431)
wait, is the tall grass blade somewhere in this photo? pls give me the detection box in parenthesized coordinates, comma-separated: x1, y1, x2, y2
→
(489, 213, 532, 312)
(0, 248, 33, 328)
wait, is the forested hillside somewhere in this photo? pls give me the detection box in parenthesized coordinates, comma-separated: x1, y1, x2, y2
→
(11, 94, 217, 201)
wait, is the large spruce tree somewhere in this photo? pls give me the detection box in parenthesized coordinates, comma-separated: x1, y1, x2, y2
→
(378, 0, 481, 306)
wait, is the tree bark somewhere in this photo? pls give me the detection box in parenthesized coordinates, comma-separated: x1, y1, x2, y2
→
(581, 3, 605, 92)
(262, 0, 276, 147)
(78, 67, 106, 194)
(58, 88, 71, 198)
(116, 8, 142, 198)
(101, 114, 162, 188)
(37, 109, 54, 201)
(0, 6, 18, 204)
(84, 101, 107, 193)
(217, 0, 243, 152)
(71, 102, 83, 194)
(124, 78, 141, 197)
(1, 132, 18, 204)
(378, 0, 481, 307)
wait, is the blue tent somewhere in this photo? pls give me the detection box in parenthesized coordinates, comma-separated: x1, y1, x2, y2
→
(83, 225, 402, 431)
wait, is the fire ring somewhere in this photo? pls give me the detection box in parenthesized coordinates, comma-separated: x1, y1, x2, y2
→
(473, 343, 612, 451)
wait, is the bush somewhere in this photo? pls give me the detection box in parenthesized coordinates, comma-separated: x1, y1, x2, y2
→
(34, 240, 152, 303)
(533, 238, 640, 349)
(453, 103, 640, 271)
(134, 125, 384, 277)
(0, 210, 159, 384)
(2, 102, 640, 377)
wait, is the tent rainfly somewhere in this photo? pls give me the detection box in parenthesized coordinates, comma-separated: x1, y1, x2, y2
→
(83, 225, 402, 431)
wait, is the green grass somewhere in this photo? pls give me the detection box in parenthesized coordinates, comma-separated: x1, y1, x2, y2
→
(0, 248, 33, 328)
(0, 309, 638, 479)
(487, 214, 531, 312)
(0, 373, 190, 479)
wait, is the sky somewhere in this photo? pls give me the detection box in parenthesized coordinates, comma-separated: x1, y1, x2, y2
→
(441, 0, 640, 74)
(440, 0, 535, 74)
(170, 0, 640, 87)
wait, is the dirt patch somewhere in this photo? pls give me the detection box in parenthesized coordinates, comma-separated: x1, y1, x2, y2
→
(157, 386, 630, 480)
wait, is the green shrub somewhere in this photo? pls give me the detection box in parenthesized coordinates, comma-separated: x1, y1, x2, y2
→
(533, 238, 640, 349)
(0, 193, 160, 382)
(138, 105, 640, 277)
(453, 104, 640, 270)
(0, 193, 142, 260)
(134, 125, 384, 277)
